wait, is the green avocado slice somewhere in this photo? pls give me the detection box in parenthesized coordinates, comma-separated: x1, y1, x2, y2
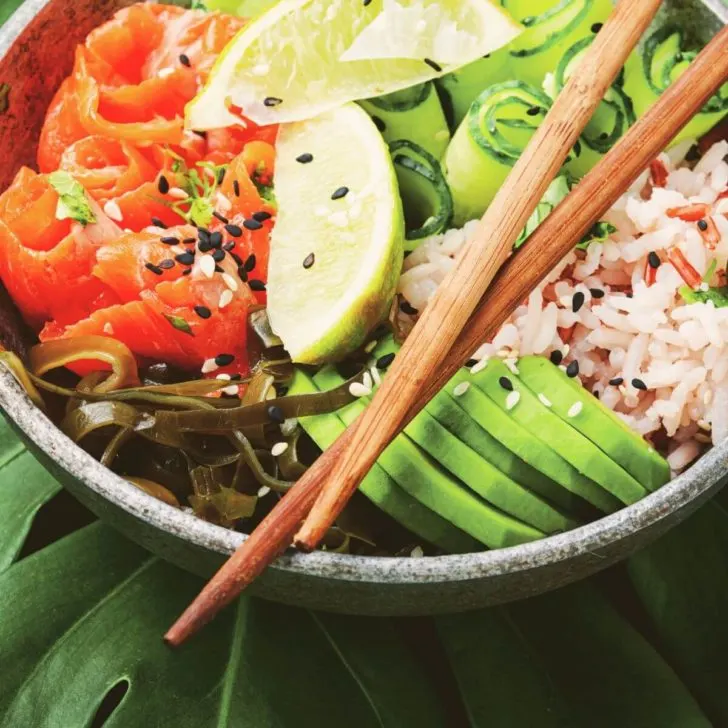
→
(516, 357, 670, 492)
(314, 367, 545, 549)
(448, 369, 619, 514)
(290, 370, 478, 554)
(472, 360, 649, 507)
(371, 338, 579, 533)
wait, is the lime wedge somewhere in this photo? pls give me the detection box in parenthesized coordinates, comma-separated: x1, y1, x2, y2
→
(266, 103, 403, 364)
(187, 0, 521, 129)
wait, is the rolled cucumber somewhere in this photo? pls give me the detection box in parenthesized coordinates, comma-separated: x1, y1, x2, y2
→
(359, 82, 450, 160)
(503, 0, 612, 87)
(623, 25, 728, 146)
(436, 48, 513, 130)
(389, 140, 454, 249)
(544, 35, 636, 179)
(444, 81, 578, 225)
(290, 369, 478, 554)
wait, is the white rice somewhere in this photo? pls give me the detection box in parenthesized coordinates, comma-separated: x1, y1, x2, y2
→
(398, 140, 728, 472)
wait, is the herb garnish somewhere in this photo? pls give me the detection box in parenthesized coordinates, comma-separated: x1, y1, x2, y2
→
(48, 171, 97, 226)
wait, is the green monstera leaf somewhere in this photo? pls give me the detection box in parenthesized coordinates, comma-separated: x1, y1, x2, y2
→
(438, 580, 711, 727)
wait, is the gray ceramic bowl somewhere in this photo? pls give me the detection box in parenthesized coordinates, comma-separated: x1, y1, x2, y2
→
(0, 0, 727, 616)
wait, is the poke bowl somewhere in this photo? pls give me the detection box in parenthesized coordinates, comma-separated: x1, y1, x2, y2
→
(0, 0, 727, 616)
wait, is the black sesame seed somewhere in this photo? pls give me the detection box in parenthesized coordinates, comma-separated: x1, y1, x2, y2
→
(400, 300, 418, 316)
(363, 0, 373, 6)
(215, 353, 235, 367)
(566, 361, 580, 378)
(198, 228, 211, 242)
(230, 374, 242, 382)
(223, 241, 236, 252)
(243, 218, 263, 231)
(499, 376, 514, 391)
(698, 219, 709, 231)
(550, 350, 563, 365)
(296, 152, 314, 164)
(424, 58, 442, 72)
(331, 186, 349, 200)
(175, 252, 195, 265)
(230, 252, 243, 266)
(225, 223, 243, 237)
(209, 231, 223, 248)
(249, 279, 266, 292)
(377, 353, 395, 370)
(182, 268, 192, 276)
(151, 217, 167, 229)
(648, 251, 661, 269)
(157, 175, 170, 194)
(179, 53, 191, 67)
(194, 305, 212, 320)
(276, 385, 289, 396)
(599, 132, 609, 140)
(183, 237, 197, 244)
(632, 378, 648, 391)
(527, 106, 541, 116)
(160, 236, 179, 245)
(198, 240, 212, 253)
(591, 22, 603, 32)
(609, 377, 624, 386)
(264, 96, 283, 107)
(244, 254, 257, 272)
(372, 116, 386, 133)
(217, 167, 226, 185)
(268, 405, 285, 423)
(590, 288, 605, 299)
(214, 265, 225, 274)
(572, 291, 586, 313)
(192, 130, 207, 139)
(233, 180, 241, 197)
(237, 266, 248, 282)
(145, 262, 163, 275)
(212, 249, 226, 263)
(213, 211, 229, 224)
(465, 358, 478, 367)
(158, 259, 175, 270)
(252, 211, 272, 222)
(303, 252, 315, 269)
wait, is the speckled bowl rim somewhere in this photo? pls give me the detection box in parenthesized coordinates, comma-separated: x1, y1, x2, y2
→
(1, 0, 728, 589)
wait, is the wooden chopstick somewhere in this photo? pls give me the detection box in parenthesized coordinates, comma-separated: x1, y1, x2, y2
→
(293, 0, 666, 550)
(164, 3, 728, 648)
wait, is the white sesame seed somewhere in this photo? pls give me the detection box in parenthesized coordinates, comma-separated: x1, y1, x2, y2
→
(700, 282, 710, 292)
(568, 401, 583, 418)
(271, 442, 289, 457)
(364, 340, 377, 353)
(453, 382, 470, 397)
(349, 382, 372, 398)
(167, 186, 188, 200)
(157, 67, 175, 78)
(201, 358, 218, 374)
(103, 200, 123, 222)
(218, 289, 234, 309)
(103, 322, 114, 335)
(370, 365, 382, 387)
(281, 418, 298, 436)
(171, 245, 186, 256)
(145, 226, 166, 235)
(505, 358, 520, 375)
(257, 485, 271, 497)
(698, 419, 712, 432)
(538, 393, 552, 408)
(216, 192, 232, 213)
(506, 390, 521, 411)
(362, 371, 373, 391)
(222, 273, 239, 291)
(410, 546, 424, 558)
(223, 384, 239, 396)
(216, 373, 232, 381)
(470, 358, 488, 375)
(200, 254, 216, 279)
(252, 63, 270, 76)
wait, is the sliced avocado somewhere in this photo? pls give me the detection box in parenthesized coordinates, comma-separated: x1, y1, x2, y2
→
(290, 370, 478, 554)
(314, 367, 545, 549)
(449, 369, 620, 514)
(516, 357, 670, 491)
(371, 338, 579, 533)
(472, 360, 649, 507)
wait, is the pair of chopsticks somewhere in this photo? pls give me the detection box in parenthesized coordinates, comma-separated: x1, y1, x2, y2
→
(166, 1, 728, 646)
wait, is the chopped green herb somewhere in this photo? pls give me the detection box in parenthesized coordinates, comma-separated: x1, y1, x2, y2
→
(703, 258, 718, 284)
(680, 285, 728, 308)
(164, 314, 195, 336)
(48, 171, 97, 227)
(577, 220, 617, 250)
(252, 173, 277, 207)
